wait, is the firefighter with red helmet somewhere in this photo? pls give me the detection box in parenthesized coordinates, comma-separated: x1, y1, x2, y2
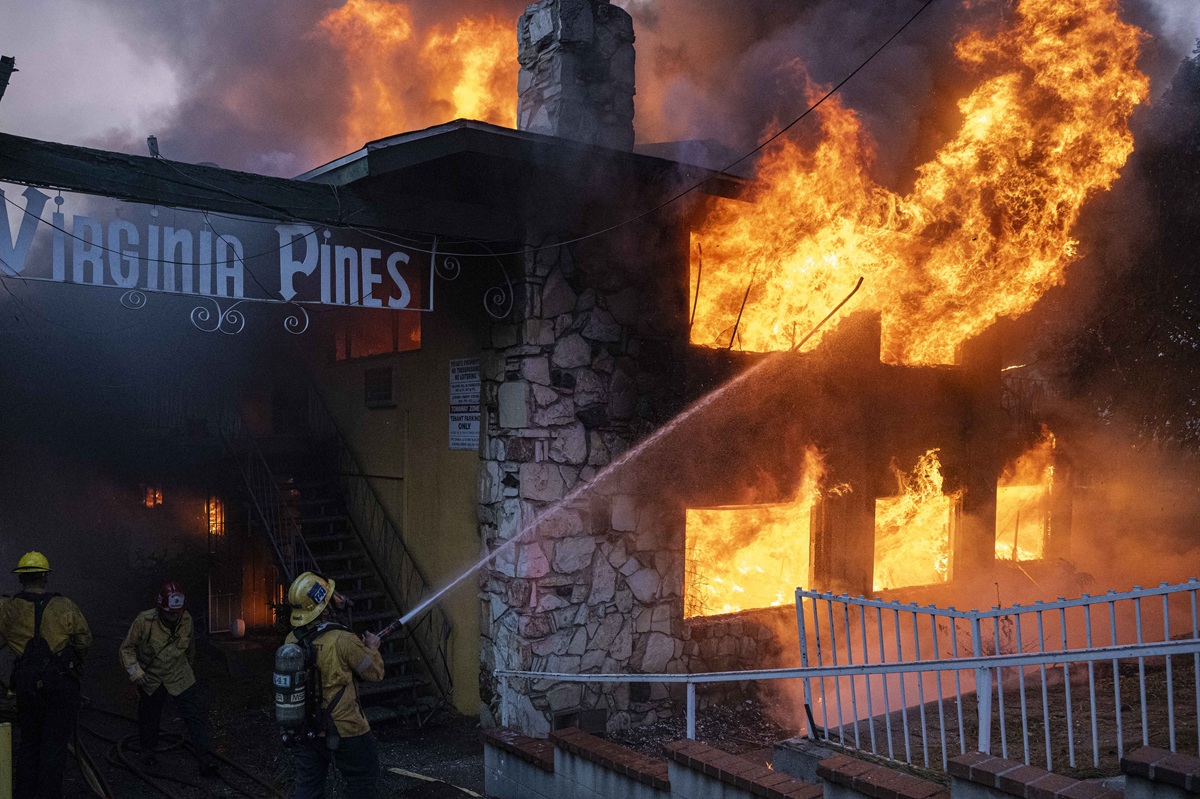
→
(118, 580, 218, 776)
(0, 551, 92, 799)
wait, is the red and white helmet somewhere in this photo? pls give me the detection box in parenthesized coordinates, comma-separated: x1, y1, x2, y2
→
(156, 581, 187, 613)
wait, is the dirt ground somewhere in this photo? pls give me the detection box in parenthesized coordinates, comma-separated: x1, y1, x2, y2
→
(3, 624, 486, 799)
(607, 693, 796, 760)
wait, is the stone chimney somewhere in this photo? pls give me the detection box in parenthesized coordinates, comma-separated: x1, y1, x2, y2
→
(516, 0, 635, 151)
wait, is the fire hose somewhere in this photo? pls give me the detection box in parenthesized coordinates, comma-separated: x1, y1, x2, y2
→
(79, 700, 287, 799)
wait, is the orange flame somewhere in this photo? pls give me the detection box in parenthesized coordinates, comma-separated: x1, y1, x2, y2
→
(685, 448, 824, 617)
(691, 0, 1148, 365)
(318, 0, 516, 153)
(208, 496, 225, 538)
(995, 428, 1057, 560)
(873, 449, 960, 592)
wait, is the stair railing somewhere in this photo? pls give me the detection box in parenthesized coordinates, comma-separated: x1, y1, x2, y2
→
(304, 385, 454, 702)
(219, 407, 318, 585)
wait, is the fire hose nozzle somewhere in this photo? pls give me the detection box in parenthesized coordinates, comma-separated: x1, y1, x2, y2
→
(375, 618, 409, 642)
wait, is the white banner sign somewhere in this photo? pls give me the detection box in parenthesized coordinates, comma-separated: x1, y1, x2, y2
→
(0, 183, 431, 312)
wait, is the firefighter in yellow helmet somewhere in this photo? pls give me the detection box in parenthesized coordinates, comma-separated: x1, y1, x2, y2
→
(0, 552, 92, 799)
(284, 571, 384, 799)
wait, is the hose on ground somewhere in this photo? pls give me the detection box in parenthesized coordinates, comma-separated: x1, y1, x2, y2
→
(79, 697, 287, 799)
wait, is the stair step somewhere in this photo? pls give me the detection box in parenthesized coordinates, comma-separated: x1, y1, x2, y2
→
(326, 570, 373, 584)
(342, 588, 387, 603)
(358, 674, 425, 698)
(382, 650, 415, 669)
(292, 496, 341, 507)
(363, 706, 400, 724)
(277, 480, 331, 492)
(349, 610, 395, 627)
(314, 551, 360, 568)
(300, 514, 348, 526)
(306, 531, 357, 544)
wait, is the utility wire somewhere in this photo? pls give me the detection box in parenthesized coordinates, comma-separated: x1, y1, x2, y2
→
(2, 0, 940, 261)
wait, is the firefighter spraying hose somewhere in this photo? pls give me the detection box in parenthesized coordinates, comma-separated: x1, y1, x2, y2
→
(274, 571, 384, 799)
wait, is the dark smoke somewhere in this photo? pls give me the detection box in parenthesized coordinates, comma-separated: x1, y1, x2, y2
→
(74, 1, 1194, 183)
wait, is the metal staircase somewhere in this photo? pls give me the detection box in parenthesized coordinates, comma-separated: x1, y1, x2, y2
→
(221, 395, 454, 725)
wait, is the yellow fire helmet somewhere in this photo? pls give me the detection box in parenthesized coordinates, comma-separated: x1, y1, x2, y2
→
(288, 571, 336, 627)
(13, 551, 51, 574)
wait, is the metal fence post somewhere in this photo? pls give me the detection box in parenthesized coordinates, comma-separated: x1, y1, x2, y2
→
(500, 675, 510, 728)
(0, 722, 10, 799)
(687, 682, 696, 740)
(975, 667, 993, 755)
(971, 617, 991, 754)
(796, 591, 815, 739)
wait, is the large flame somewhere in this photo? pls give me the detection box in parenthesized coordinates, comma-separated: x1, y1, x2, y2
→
(874, 449, 961, 592)
(690, 0, 1148, 365)
(685, 449, 824, 617)
(995, 427, 1057, 560)
(318, 0, 516, 153)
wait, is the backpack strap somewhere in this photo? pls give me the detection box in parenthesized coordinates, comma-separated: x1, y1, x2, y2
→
(297, 623, 353, 743)
(15, 592, 60, 641)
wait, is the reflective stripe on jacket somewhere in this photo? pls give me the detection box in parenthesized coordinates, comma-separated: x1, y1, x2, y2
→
(119, 609, 196, 696)
(0, 590, 92, 658)
(285, 625, 384, 738)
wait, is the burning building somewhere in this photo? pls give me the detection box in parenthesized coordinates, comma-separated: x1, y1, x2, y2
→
(471, 0, 1141, 734)
(0, 0, 1174, 739)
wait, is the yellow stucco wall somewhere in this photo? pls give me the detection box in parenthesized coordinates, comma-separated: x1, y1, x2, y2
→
(314, 308, 482, 715)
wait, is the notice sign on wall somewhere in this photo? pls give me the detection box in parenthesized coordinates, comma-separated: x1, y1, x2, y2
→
(449, 358, 480, 451)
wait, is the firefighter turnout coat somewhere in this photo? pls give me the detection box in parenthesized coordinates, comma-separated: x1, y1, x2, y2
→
(0, 589, 92, 661)
(285, 624, 384, 738)
(119, 609, 197, 696)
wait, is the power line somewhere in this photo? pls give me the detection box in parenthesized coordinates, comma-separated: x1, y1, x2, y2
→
(3, 0, 940, 261)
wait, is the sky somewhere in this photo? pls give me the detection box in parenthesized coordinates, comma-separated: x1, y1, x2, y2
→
(2, 0, 1197, 179)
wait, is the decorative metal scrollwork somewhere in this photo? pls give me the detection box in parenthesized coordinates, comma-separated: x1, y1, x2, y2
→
(119, 290, 147, 310)
(191, 299, 247, 335)
(435, 254, 462, 282)
(484, 283, 513, 320)
(283, 304, 310, 335)
(483, 249, 515, 321)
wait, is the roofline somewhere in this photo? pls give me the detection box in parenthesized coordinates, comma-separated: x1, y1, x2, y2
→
(295, 118, 748, 197)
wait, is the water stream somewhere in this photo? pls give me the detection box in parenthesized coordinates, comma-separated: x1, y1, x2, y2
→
(396, 279, 863, 628)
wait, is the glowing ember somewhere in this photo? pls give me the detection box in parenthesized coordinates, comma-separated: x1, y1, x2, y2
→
(685, 449, 824, 617)
(318, 0, 516, 153)
(690, 0, 1147, 365)
(995, 428, 1056, 560)
(873, 450, 960, 592)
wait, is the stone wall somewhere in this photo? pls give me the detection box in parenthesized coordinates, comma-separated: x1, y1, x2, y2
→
(517, 0, 636, 151)
(478, 221, 691, 735)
